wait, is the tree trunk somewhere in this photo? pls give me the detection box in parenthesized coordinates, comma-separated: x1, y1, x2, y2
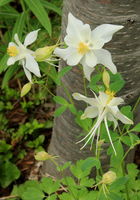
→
(42, 0, 140, 177)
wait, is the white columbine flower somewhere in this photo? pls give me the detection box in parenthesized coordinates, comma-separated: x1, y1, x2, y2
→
(7, 30, 41, 82)
(72, 90, 133, 154)
(55, 13, 124, 81)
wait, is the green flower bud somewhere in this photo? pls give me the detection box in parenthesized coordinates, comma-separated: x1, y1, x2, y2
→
(34, 45, 57, 62)
(102, 69, 110, 89)
(34, 151, 58, 161)
(21, 82, 32, 97)
(102, 171, 117, 184)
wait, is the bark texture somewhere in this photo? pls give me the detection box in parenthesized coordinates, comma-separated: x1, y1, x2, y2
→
(42, 0, 140, 177)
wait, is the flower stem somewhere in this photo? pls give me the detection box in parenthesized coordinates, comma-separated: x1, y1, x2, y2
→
(132, 96, 140, 112)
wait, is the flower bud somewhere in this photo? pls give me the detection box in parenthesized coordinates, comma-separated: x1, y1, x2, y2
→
(21, 82, 32, 97)
(102, 70, 110, 89)
(34, 45, 57, 62)
(102, 171, 117, 184)
(34, 151, 58, 161)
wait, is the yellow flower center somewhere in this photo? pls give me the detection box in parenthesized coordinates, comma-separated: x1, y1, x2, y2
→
(105, 90, 115, 104)
(77, 42, 89, 55)
(7, 46, 19, 57)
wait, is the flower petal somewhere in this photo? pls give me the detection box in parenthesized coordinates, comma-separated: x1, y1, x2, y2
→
(66, 13, 83, 38)
(81, 106, 98, 119)
(98, 91, 108, 106)
(85, 50, 97, 67)
(116, 110, 133, 125)
(54, 47, 82, 66)
(24, 29, 40, 47)
(65, 13, 91, 46)
(14, 34, 23, 47)
(22, 60, 32, 82)
(82, 63, 95, 81)
(25, 54, 41, 77)
(94, 49, 117, 74)
(92, 24, 123, 48)
(72, 93, 97, 106)
(110, 106, 133, 125)
(7, 57, 17, 65)
(8, 42, 18, 48)
(109, 97, 124, 106)
(107, 113, 118, 129)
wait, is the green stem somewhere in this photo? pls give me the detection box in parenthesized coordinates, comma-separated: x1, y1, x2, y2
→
(46, 85, 55, 97)
(121, 142, 138, 162)
(132, 96, 140, 112)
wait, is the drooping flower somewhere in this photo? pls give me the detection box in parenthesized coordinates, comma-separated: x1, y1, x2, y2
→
(7, 30, 41, 82)
(72, 90, 133, 154)
(55, 13, 124, 80)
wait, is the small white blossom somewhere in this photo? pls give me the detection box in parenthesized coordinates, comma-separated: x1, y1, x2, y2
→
(72, 90, 133, 154)
(7, 30, 41, 82)
(55, 13, 123, 80)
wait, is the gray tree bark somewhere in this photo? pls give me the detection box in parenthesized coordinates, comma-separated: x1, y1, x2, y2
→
(42, 0, 140, 177)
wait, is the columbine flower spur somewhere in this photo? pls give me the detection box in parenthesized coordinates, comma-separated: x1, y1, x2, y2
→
(7, 30, 41, 82)
(72, 90, 133, 154)
(54, 13, 124, 81)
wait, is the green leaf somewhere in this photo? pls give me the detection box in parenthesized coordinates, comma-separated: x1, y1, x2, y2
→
(0, 55, 9, 74)
(108, 192, 123, 200)
(121, 133, 139, 146)
(41, 177, 60, 195)
(108, 141, 124, 168)
(0, 5, 19, 18)
(59, 193, 74, 200)
(110, 176, 129, 191)
(0, 0, 13, 7)
(54, 105, 67, 117)
(53, 96, 68, 105)
(0, 161, 20, 188)
(88, 73, 102, 93)
(120, 105, 133, 120)
(75, 110, 92, 132)
(110, 72, 125, 92)
(22, 187, 44, 200)
(57, 161, 71, 172)
(47, 194, 57, 200)
(0, 140, 11, 152)
(127, 163, 139, 179)
(61, 177, 76, 187)
(11, 11, 27, 40)
(80, 177, 95, 187)
(41, 64, 58, 84)
(2, 65, 19, 88)
(81, 157, 101, 170)
(24, 0, 52, 36)
(131, 123, 140, 132)
(68, 104, 77, 114)
(41, 0, 62, 16)
(70, 158, 98, 179)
